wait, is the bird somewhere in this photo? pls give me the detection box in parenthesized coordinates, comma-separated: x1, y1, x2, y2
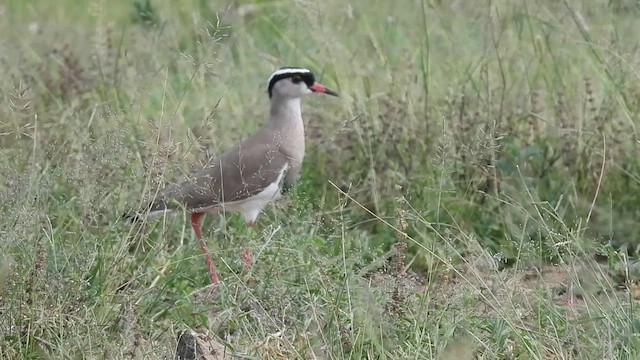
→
(124, 67, 339, 286)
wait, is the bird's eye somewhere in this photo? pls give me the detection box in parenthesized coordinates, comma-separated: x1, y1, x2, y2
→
(291, 75, 302, 84)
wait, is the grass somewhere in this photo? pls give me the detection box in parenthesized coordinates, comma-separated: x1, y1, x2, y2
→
(3, 0, 640, 358)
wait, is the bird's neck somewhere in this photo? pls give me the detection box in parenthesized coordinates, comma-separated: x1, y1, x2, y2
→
(269, 96, 304, 136)
(269, 96, 302, 123)
(268, 96, 305, 160)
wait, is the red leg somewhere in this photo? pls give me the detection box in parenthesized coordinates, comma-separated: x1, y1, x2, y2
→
(244, 221, 254, 286)
(191, 212, 220, 285)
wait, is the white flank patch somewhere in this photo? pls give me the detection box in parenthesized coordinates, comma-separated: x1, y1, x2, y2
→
(267, 68, 311, 85)
(234, 162, 290, 224)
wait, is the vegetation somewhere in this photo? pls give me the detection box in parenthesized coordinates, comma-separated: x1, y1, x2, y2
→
(3, 0, 640, 358)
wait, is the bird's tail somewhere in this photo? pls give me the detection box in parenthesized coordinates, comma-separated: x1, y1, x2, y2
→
(122, 212, 142, 226)
(122, 200, 155, 226)
(122, 200, 172, 226)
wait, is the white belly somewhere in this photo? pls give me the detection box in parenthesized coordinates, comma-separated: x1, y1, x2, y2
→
(216, 163, 288, 224)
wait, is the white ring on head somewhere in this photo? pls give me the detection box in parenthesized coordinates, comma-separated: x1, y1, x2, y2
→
(267, 68, 311, 86)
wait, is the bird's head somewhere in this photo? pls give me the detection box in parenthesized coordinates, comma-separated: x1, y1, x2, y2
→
(267, 67, 339, 99)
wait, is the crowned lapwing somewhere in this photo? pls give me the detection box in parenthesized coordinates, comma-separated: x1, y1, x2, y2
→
(125, 67, 338, 286)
